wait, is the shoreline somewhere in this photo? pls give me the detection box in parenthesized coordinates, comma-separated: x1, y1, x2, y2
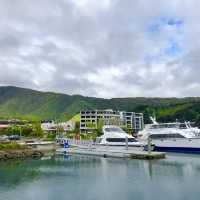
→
(0, 141, 57, 161)
(0, 149, 50, 161)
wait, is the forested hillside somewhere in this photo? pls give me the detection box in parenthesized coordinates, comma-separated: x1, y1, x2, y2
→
(0, 86, 200, 125)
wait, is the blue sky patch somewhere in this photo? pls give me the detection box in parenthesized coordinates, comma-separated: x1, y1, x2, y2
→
(144, 39, 182, 63)
(148, 17, 184, 33)
(145, 16, 184, 62)
(164, 40, 182, 57)
(167, 19, 183, 27)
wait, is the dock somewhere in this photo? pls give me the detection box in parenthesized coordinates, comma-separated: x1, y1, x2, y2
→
(56, 147, 166, 160)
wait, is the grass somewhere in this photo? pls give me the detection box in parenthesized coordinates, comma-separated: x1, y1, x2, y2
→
(70, 114, 80, 122)
(0, 142, 26, 150)
(43, 133, 56, 141)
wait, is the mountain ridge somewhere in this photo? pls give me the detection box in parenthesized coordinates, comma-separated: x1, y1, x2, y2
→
(0, 86, 200, 124)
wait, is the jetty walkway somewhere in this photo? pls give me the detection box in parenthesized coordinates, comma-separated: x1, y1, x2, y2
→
(56, 139, 166, 159)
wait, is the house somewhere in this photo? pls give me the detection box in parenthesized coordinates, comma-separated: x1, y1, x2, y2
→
(41, 120, 75, 133)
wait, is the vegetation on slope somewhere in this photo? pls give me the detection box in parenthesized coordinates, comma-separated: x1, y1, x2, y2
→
(70, 114, 80, 122)
(1, 86, 200, 125)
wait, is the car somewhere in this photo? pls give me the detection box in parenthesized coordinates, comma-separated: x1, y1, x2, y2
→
(8, 135, 20, 140)
(0, 135, 9, 142)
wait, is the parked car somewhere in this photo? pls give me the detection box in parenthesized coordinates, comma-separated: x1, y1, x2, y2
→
(8, 135, 20, 141)
(0, 135, 9, 142)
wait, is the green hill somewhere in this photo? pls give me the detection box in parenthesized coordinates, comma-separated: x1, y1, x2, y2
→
(1, 86, 200, 125)
(70, 114, 80, 122)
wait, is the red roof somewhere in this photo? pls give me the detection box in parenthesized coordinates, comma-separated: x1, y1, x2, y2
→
(0, 124, 9, 128)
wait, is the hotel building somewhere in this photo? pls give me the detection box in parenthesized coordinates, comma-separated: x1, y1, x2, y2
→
(80, 109, 143, 134)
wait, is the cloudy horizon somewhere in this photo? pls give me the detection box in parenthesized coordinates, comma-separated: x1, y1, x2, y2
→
(0, 0, 200, 98)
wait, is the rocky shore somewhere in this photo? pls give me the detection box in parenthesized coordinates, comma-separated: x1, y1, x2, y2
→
(0, 149, 44, 161)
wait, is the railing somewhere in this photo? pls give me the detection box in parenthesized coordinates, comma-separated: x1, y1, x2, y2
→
(56, 138, 96, 147)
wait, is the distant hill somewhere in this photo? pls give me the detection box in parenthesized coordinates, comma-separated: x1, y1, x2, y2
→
(1, 86, 200, 124)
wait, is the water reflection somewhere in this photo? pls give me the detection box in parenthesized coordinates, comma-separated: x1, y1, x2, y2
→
(0, 160, 41, 189)
(1, 154, 200, 200)
(0, 155, 101, 189)
(144, 154, 200, 181)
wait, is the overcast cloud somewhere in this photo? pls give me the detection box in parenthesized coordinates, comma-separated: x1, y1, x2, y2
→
(0, 0, 200, 98)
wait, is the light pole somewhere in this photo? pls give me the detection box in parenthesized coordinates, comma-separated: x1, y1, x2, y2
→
(20, 126, 22, 139)
(147, 132, 152, 154)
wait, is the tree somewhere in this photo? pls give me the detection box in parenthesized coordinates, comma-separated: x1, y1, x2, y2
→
(21, 125, 32, 136)
(96, 119, 104, 136)
(31, 123, 44, 137)
(7, 125, 21, 136)
(74, 121, 80, 133)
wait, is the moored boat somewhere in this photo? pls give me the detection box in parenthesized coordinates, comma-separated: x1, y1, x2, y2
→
(96, 125, 144, 147)
(138, 117, 200, 154)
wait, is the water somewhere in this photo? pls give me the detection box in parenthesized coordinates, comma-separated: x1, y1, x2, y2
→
(0, 154, 200, 200)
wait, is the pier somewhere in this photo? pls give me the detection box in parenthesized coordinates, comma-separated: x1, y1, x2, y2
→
(56, 147, 166, 160)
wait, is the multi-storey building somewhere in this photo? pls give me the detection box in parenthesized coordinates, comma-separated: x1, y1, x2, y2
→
(80, 109, 143, 134)
(122, 112, 144, 133)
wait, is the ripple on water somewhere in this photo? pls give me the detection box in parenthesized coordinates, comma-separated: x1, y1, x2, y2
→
(0, 154, 200, 200)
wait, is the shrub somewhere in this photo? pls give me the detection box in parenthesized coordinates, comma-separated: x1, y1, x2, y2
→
(0, 142, 25, 150)
(44, 133, 56, 141)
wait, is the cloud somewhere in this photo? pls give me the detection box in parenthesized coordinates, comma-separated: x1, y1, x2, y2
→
(0, 0, 199, 97)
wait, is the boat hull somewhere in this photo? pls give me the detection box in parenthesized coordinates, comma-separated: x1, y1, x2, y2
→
(152, 138, 200, 154)
(154, 146, 200, 154)
(99, 143, 143, 147)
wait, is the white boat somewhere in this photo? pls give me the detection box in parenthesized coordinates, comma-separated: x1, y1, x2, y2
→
(138, 117, 200, 154)
(96, 125, 144, 147)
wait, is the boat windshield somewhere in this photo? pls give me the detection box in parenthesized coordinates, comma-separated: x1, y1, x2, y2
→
(150, 124, 177, 129)
(95, 138, 102, 143)
(149, 122, 195, 130)
(150, 133, 185, 139)
(179, 123, 187, 129)
(179, 123, 195, 129)
(104, 127, 124, 133)
(106, 138, 137, 142)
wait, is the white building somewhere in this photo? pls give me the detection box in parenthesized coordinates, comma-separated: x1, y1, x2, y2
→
(80, 109, 143, 134)
(41, 121, 75, 133)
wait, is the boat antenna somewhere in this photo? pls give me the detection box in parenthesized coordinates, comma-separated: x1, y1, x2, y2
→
(150, 115, 158, 125)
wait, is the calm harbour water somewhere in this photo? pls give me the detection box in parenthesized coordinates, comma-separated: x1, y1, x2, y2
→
(0, 154, 200, 200)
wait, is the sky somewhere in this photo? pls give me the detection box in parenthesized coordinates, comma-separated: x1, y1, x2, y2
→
(0, 0, 200, 98)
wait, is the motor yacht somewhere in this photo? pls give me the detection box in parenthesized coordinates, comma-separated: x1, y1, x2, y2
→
(96, 125, 144, 147)
(138, 117, 200, 153)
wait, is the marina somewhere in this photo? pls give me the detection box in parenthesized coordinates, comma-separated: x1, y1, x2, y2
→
(1, 0, 200, 199)
(56, 125, 165, 160)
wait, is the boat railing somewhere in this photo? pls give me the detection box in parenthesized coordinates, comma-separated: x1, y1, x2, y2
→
(57, 138, 96, 147)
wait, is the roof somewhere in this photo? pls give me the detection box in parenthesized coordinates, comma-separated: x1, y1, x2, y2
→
(0, 124, 9, 128)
